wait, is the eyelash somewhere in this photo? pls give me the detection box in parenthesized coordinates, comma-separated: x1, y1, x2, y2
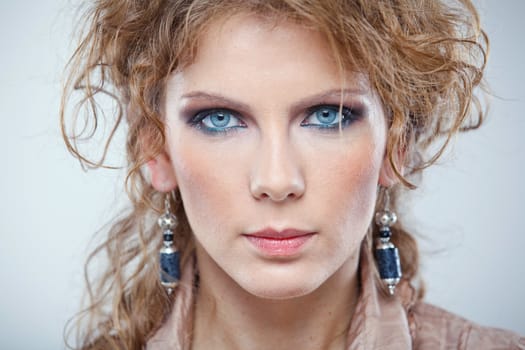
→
(301, 104, 363, 130)
(188, 108, 247, 135)
(187, 104, 364, 135)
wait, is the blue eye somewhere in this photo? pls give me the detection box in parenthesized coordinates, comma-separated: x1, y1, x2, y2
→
(314, 108, 338, 124)
(190, 109, 246, 134)
(301, 105, 361, 129)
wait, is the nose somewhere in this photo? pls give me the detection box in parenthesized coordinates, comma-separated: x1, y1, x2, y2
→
(249, 134, 305, 202)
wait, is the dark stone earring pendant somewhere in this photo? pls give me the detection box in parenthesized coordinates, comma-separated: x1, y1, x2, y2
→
(158, 208, 180, 294)
(374, 210, 402, 295)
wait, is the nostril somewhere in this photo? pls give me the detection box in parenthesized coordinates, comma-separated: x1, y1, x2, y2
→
(250, 179, 305, 202)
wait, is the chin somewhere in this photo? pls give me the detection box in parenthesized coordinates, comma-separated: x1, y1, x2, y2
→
(235, 265, 329, 300)
(244, 282, 318, 300)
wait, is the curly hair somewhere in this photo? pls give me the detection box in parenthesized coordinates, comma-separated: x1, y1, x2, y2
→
(61, 0, 488, 348)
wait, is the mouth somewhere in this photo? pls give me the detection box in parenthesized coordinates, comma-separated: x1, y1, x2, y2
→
(242, 228, 316, 257)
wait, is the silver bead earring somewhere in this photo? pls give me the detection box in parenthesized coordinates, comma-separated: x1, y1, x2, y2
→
(374, 187, 402, 295)
(158, 192, 180, 294)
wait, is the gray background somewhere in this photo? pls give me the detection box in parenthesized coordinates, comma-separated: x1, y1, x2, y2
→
(1, 0, 523, 348)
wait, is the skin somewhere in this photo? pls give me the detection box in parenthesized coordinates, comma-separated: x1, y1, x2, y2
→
(148, 13, 394, 350)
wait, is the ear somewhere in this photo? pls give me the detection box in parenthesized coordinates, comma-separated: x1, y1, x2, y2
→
(378, 152, 405, 187)
(147, 152, 178, 192)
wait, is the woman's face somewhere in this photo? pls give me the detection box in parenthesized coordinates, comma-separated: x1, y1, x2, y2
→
(151, 14, 391, 299)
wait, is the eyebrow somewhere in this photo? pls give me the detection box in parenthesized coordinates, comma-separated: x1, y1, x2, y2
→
(290, 88, 368, 113)
(180, 88, 368, 114)
(181, 91, 251, 112)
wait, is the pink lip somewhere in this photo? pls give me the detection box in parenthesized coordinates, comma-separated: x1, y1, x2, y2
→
(243, 228, 315, 257)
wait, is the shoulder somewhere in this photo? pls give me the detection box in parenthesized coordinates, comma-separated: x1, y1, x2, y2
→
(411, 302, 525, 350)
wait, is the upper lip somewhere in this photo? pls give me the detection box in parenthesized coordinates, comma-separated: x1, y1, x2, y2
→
(244, 228, 315, 239)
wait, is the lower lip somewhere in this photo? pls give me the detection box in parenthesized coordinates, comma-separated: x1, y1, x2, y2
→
(244, 234, 314, 257)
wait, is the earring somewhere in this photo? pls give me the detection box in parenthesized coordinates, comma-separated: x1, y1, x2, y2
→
(374, 188, 402, 295)
(158, 192, 180, 294)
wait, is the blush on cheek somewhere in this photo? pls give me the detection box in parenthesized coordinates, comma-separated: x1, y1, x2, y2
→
(339, 141, 383, 227)
(172, 144, 243, 235)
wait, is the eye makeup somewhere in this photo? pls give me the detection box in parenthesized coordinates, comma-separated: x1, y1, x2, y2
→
(178, 90, 369, 136)
(300, 103, 365, 131)
(186, 107, 247, 135)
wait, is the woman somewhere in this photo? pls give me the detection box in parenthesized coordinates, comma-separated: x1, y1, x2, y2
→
(61, 0, 524, 349)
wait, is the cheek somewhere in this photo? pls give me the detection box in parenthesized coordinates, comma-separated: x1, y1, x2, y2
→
(168, 139, 247, 236)
(346, 151, 381, 224)
(309, 134, 383, 239)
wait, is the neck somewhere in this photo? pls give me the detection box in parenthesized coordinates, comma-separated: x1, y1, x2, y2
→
(191, 249, 360, 350)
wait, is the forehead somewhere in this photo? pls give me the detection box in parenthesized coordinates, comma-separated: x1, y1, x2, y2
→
(167, 13, 372, 106)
